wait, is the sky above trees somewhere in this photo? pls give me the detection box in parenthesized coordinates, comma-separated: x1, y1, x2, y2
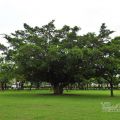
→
(0, 0, 120, 43)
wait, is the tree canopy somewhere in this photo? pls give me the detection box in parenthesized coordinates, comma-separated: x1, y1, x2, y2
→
(1, 21, 120, 95)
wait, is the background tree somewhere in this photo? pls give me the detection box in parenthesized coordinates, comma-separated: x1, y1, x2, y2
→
(95, 24, 119, 96)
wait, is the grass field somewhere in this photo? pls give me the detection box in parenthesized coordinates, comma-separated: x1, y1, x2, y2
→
(0, 90, 120, 120)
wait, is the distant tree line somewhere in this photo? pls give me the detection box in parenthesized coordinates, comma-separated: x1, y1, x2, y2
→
(0, 20, 120, 96)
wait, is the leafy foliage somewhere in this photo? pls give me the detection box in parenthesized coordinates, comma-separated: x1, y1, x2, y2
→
(2, 21, 120, 95)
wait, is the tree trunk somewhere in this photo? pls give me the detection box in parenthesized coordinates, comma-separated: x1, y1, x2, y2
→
(4, 83, 7, 90)
(110, 82, 114, 97)
(110, 78, 114, 97)
(53, 85, 63, 95)
(98, 84, 101, 90)
(36, 82, 40, 90)
(86, 83, 88, 90)
(1, 82, 4, 91)
(21, 82, 24, 90)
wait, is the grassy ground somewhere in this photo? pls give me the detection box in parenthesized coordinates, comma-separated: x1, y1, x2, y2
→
(0, 90, 120, 120)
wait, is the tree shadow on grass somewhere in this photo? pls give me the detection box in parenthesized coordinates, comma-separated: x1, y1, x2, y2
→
(1, 90, 120, 100)
(33, 93, 120, 100)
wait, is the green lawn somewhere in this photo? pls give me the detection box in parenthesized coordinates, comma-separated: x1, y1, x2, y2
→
(0, 90, 120, 120)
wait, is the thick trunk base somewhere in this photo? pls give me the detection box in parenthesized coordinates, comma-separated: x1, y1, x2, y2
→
(110, 83, 114, 97)
(53, 86, 63, 95)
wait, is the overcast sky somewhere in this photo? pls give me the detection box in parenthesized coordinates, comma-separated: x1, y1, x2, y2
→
(0, 0, 120, 44)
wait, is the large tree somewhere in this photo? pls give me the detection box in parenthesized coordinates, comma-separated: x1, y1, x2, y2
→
(95, 24, 120, 96)
(4, 21, 119, 96)
(4, 21, 81, 94)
